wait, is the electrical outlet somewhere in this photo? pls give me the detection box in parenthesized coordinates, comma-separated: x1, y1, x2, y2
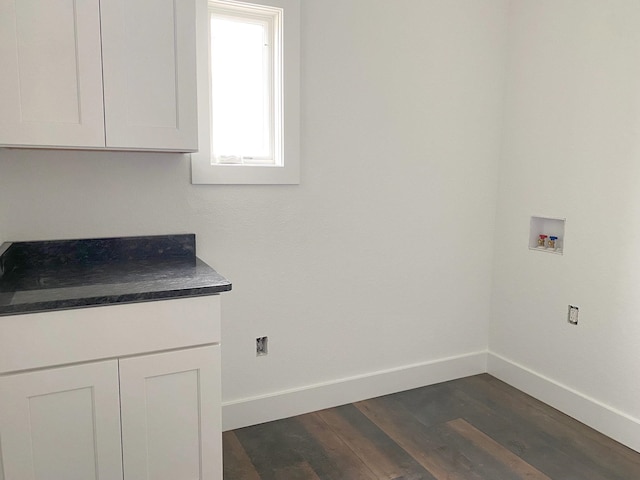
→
(568, 305, 579, 325)
(256, 336, 268, 356)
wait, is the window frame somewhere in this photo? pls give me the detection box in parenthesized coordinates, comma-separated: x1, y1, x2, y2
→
(191, 0, 300, 185)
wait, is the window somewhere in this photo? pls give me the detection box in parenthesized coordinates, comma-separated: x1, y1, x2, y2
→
(191, 0, 300, 185)
(210, 7, 278, 165)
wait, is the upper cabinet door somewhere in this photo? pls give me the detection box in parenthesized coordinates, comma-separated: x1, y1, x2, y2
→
(0, 0, 105, 148)
(101, 0, 198, 152)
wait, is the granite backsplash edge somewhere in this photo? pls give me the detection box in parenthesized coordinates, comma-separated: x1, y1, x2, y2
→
(0, 242, 12, 277)
(0, 234, 196, 275)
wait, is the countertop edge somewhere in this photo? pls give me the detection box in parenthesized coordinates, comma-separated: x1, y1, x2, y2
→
(0, 283, 232, 317)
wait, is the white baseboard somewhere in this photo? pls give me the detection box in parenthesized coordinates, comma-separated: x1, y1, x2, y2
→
(488, 352, 640, 453)
(222, 351, 487, 431)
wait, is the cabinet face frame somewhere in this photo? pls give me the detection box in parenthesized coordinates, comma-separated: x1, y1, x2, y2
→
(0, 295, 220, 375)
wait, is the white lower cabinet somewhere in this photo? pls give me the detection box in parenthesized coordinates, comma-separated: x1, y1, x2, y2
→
(0, 360, 123, 480)
(120, 346, 222, 480)
(0, 296, 223, 480)
(0, 345, 221, 480)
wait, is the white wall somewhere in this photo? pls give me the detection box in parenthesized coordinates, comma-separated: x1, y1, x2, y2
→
(4, 0, 640, 450)
(0, 0, 508, 428)
(490, 0, 640, 448)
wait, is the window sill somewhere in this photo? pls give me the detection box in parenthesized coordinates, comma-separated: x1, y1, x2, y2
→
(190, 158, 300, 185)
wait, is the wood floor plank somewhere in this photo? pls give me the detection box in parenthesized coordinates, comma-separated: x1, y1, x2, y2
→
(460, 375, 640, 478)
(446, 418, 551, 480)
(273, 462, 321, 480)
(357, 395, 506, 480)
(356, 395, 546, 480)
(297, 412, 379, 480)
(223, 431, 261, 480)
(430, 420, 531, 480)
(470, 374, 640, 477)
(232, 417, 344, 480)
(316, 409, 398, 479)
(385, 380, 471, 428)
(317, 405, 435, 480)
(452, 376, 628, 480)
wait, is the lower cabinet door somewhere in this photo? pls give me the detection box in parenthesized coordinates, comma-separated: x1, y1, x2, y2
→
(119, 345, 222, 480)
(0, 360, 123, 480)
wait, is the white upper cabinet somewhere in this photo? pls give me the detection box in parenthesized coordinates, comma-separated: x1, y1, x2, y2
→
(0, 0, 105, 148)
(101, 0, 197, 151)
(0, 0, 197, 152)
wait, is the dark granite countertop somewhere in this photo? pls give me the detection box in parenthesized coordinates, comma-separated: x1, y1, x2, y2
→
(0, 234, 231, 316)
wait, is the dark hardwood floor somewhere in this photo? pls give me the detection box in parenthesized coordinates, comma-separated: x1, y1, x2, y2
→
(223, 374, 640, 479)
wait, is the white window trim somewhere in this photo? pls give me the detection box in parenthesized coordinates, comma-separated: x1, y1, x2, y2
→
(191, 0, 300, 185)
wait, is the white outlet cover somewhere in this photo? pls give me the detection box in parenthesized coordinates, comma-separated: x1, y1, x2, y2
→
(568, 305, 579, 324)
